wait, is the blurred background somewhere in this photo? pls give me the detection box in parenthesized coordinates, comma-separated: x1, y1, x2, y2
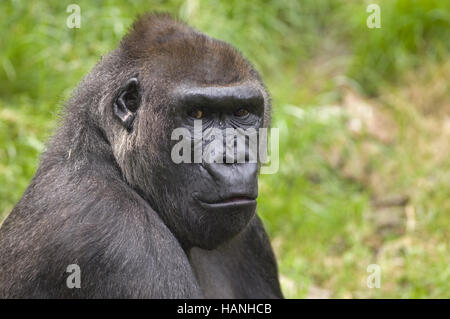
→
(0, 0, 449, 298)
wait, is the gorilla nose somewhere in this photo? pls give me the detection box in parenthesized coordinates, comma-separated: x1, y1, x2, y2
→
(202, 162, 258, 198)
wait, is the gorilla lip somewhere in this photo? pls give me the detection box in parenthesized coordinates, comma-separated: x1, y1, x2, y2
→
(221, 196, 254, 203)
(195, 195, 257, 208)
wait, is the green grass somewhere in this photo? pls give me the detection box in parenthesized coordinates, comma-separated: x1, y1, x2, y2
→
(1, 0, 449, 298)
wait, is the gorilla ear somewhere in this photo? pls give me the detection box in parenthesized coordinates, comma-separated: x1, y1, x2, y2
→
(113, 78, 141, 131)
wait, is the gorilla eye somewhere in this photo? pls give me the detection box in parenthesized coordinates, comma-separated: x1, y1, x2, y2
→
(189, 109, 203, 119)
(234, 108, 249, 117)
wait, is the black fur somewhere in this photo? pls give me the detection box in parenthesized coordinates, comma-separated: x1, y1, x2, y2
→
(0, 13, 282, 299)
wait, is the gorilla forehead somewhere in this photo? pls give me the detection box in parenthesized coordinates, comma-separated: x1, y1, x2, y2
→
(120, 13, 255, 85)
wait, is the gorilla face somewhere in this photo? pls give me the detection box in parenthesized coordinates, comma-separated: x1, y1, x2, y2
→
(111, 21, 270, 250)
(128, 82, 266, 250)
(165, 83, 265, 249)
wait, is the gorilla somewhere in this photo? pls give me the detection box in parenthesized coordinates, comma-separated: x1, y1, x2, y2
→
(0, 13, 283, 299)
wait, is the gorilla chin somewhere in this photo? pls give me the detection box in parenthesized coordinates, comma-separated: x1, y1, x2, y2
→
(183, 183, 256, 250)
(193, 198, 257, 250)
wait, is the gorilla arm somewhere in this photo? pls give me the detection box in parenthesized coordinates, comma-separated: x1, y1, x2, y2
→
(0, 162, 202, 298)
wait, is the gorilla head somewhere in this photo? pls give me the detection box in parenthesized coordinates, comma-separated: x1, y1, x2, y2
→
(97, 14, 271, 250)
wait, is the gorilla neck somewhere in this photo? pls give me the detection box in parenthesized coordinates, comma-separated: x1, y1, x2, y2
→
(41, 109, 120, 178)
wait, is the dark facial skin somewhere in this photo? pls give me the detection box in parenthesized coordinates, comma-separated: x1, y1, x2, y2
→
(170, 84, 264, 249)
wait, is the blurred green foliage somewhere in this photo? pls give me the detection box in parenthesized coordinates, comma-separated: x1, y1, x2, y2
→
(0, 0, 449, 298)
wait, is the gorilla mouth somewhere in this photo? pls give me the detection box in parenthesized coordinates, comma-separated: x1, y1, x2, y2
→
(195, 194, 257, 208)
(219, 196, 255, 204)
